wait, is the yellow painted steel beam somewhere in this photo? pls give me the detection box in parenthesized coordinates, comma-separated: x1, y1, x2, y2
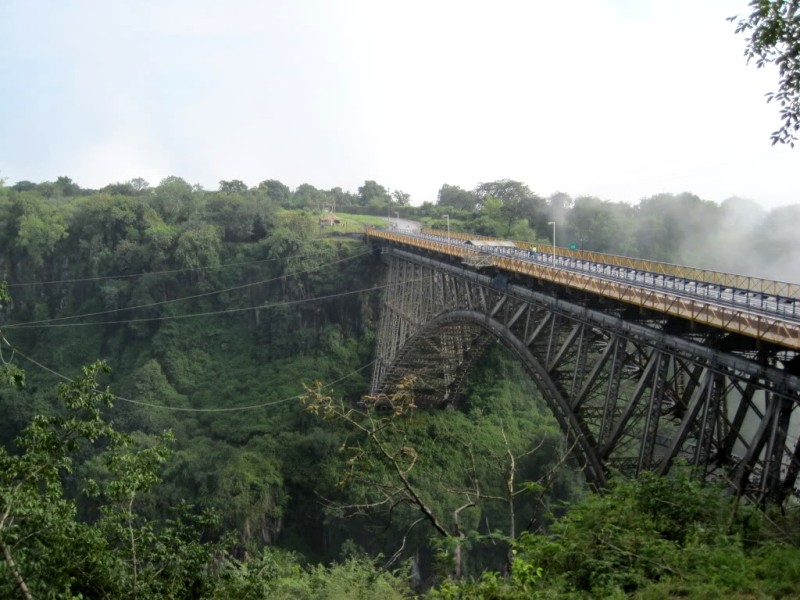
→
(365, 228, 800, 350)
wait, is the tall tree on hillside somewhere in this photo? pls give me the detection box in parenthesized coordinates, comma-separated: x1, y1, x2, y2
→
(475, 179, 544, 237)
(730, 1, 800, 146)
(218, 179, 248, 194)
(325, 186, 358, 208)
(55, 176, 81, 197)
(154, 176, 195, 224)
(293, 183, 323, 209)
(130, 177, 150, 193)
(567, 196, 635, 254)
(392, 189, 411, 206)
(437, 184, 477, 211)
(8, 191, 69, 270)
(357, 180, 390, 207)
(258, 179, 291, 205)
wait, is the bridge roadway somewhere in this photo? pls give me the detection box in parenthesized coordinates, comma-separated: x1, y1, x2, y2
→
(365, 227, 800, 352)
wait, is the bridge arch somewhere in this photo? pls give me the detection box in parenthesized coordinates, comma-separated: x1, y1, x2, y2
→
(382, 309, 607, 487)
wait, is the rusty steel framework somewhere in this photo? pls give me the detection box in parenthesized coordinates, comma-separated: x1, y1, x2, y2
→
(371, 248, 800, 502)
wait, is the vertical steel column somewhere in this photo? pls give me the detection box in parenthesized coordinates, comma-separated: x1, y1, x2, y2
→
(638, 351, 669, 474)
(598, 337, 626, 447)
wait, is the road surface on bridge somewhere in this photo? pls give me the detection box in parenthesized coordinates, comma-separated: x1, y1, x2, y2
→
(409, 230, 800, 323)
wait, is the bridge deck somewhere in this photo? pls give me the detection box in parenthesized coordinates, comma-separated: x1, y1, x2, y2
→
(365, 227, 800, 351)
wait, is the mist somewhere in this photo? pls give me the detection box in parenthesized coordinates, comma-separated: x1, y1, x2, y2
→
(678, 198, 800, 283)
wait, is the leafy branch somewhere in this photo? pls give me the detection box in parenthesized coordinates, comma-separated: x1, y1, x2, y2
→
(731, 0, 800, 146)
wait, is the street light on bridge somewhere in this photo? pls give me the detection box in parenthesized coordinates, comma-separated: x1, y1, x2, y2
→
(443, 214, 450, 243)
(548, 221, 556, 265)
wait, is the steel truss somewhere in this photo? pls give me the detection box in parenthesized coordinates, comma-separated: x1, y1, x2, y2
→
(371, 248, 800, 502)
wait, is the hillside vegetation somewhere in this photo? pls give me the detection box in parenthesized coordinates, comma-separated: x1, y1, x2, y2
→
(1, 176, 799, 597)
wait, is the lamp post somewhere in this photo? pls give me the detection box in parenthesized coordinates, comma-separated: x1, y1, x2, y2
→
(547, 221, 556, 265)
(443, 214, 450, 243)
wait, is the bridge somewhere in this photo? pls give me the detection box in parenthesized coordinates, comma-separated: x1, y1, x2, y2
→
(364, 227, 800, 502)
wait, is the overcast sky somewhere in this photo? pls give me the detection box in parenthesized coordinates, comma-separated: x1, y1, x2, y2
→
(1, 0, 797, 208)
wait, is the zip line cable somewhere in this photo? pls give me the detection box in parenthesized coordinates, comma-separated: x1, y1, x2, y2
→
(2, 274, 435, 330)
(3, 249, 372, 329)
(5, 247, 344, 288)
(2, 276, 425, 328)
(0, 330, 375, 413)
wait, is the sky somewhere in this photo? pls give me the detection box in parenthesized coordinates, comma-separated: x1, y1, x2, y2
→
(0, 0, 798, 209)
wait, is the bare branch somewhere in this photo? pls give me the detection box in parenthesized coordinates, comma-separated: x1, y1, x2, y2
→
(383, 516, 427, 569)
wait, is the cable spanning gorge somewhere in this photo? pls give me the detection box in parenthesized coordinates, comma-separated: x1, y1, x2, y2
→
(364, 227, 800, 501)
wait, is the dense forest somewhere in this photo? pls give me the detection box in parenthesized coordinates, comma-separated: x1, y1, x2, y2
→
(1, 175, 800, 598)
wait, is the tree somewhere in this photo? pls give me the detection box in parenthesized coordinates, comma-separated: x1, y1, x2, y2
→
(101, 181, 137, 196)
(258, 179, 291, 205)
(174, 224, 222, 273)
(218, 179, 248, 194)
(731, 1, 800, 146)
(154, 176, 194, 223)
(10, 192, 69, 268)
(437, 184, 477, 211)
(0, 362, 133, 598)
(357, 180, 390, 207)
(566, 195, 633, 254)
(10, 181, 36, 192)
(324, 186, 358, 208)
(474, 180, 544, 237)
(293, 183, 323, 208)
(130, 177, 150, 193)
(206, 193, 270, 242)
(633, 192, 719, 262)
(392, 189, 411, 206)
(55, 176, 81, 196)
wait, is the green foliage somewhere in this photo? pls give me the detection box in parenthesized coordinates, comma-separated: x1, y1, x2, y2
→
(0, 361, 235, 598)
(731, 0, 800, 146)
(8, 192, 69, 268)
(213, 548, 413, 599)
(302, 346, 582, 581)
(474, 180, 544, 237)
(437, 184, 477, 211)
(424, 472, 800, 598)
(0, 362, 118, 597)
(3, 176, 800, 598)
(358, 180, 391, 207)
(510, 472, 800, 598)
(174, 223, 222, 271)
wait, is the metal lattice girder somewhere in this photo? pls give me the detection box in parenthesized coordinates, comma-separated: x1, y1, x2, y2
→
(369, 248, 800, 501)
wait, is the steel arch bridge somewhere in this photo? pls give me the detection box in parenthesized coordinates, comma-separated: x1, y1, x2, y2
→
(365, 228, 800, 502)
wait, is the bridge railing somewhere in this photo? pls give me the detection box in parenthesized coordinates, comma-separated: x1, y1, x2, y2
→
(365, 226, 800, 350)
(415, 228, 800, 300)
